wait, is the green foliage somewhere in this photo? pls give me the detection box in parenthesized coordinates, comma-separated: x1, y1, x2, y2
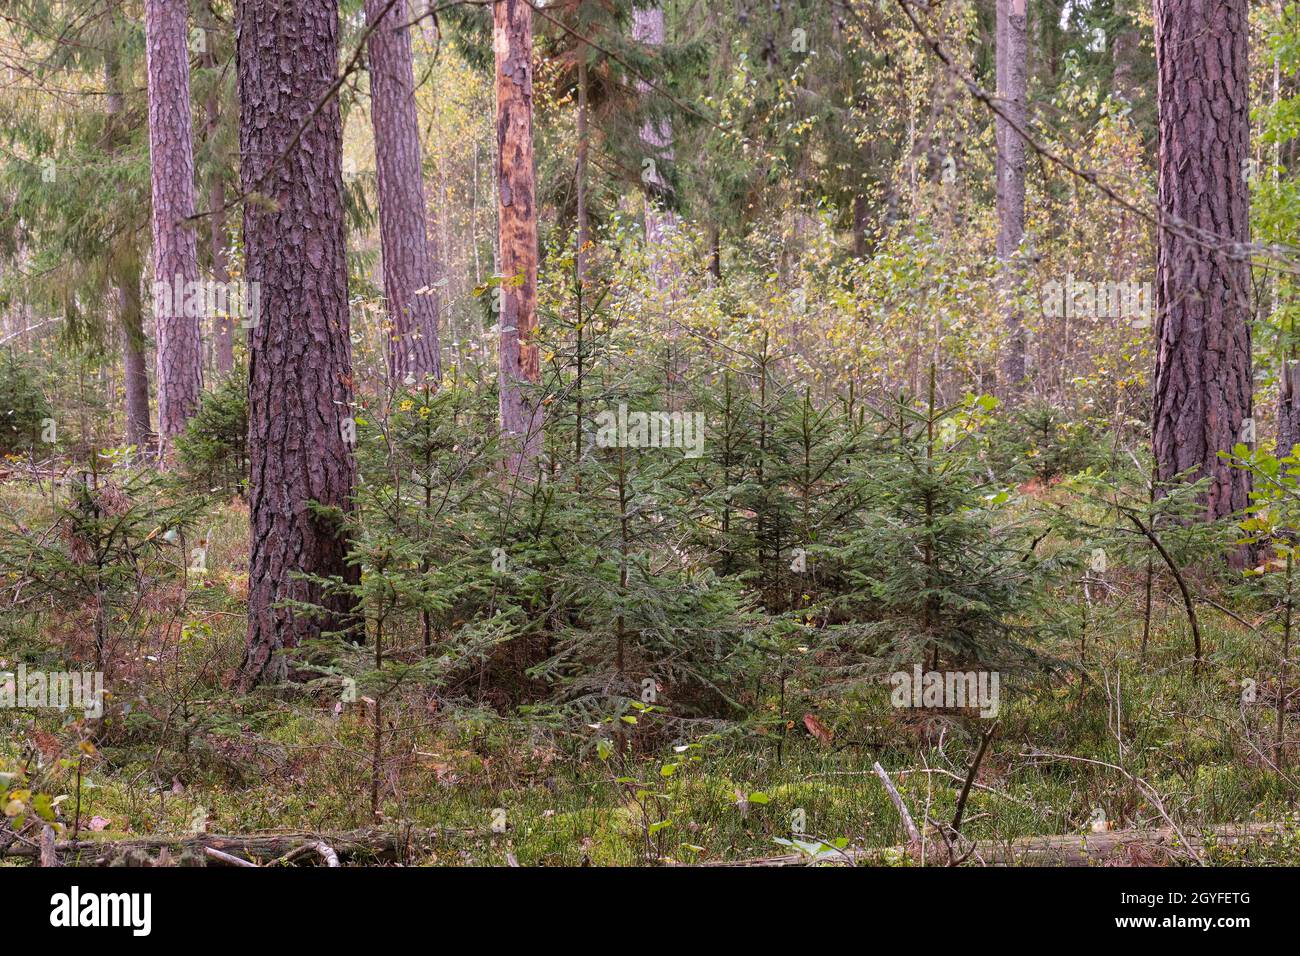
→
(827, 381, 1057, 674)
(0, 351, 52, 454)
(0, 464, 205, 667)
(984, 400, 1110, 483)
(174, 365, 249, 494)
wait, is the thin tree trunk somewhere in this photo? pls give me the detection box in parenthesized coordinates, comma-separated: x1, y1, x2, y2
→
(145, 0, 204, 456)
(1273, 0, 1295, 459)
(574, 51, 589, 475)
(996, 0, 1027, 395)
(365, 0, 442, 387)
(576, 50, 589, 284)
(1280, 364, 1300, 459)
(117, 261, 154, 454)
(104, 58, 154, 454)
(852, 194, 869, 259)
(1111, 1, 1141, 105)
(238, 0, 360, 689)
(494, 0, 541, 475)
(1151, 0, 1253, 544)
(632, 5, 678, 262)
(203, 42, 234, 377)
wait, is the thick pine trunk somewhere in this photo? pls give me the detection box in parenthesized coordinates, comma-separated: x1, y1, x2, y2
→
(365, 0, 443, 387)
(1152, 0, 1252, 537)
(238, 0, 361, 688)
(145, 0, 203, 455)
(494, 0, 542, 474)
(995, 0, 1027, 395)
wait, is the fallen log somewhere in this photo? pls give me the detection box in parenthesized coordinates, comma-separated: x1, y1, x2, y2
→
(8, 821, 1291, 867)
(2, 825, 474, 866)
(691, 822, 1294, 867)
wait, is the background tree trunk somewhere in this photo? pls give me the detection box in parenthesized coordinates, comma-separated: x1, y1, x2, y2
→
(117, 264, 154, 454)
(203, 41, 234, 377)
(632, 5, 678, 258)
(494, 0, 542, 474)
(238, 0, 361, 688)
(105, 58, 154, 454)
(1152, 0, 1253, 539)
(576, 51, 589, 284)
(1280, 363, 1300, 458)
(1272, 0, 1294, 460)
(144, 0, 203, 456)
(996, 0, 1027, 395)
(365, 0, 443, 387)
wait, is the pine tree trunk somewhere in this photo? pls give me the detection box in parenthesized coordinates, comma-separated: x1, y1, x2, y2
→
(365, 0, 442, 387)
(494, 0, 541, 474)
(238, 0, 361, 688)
(202, 43, 234, 377)
(996, 0, 1027, 395)
(145, 0, 203, 456)
(1152, 0, 1253, 540)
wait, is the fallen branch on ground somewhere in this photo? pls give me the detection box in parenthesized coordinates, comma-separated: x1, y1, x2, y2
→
(689, 822, 1292, 867)
(872, 761, 922, 850)
(2, 825, 474, 866)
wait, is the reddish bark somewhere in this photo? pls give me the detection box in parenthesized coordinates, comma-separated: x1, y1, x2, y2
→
(1151, 0, 1253, 536)
(144, 0, 203, 455)
(238, 0, 361, 688)
(494, 0, 542, 474)
(365, 0, 443, 387)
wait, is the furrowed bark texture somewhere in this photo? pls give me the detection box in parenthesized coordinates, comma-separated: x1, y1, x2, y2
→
(238, 0, 360, 688)
(1152, 0, 1252, 531)
(995, 0, 1027, 393)
(494, 0, 542, 474)
(365, 0, 442, 386)
(145, 0, 203, 455)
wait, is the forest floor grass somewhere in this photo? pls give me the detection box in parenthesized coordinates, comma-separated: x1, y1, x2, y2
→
(3, 493, 1299, 866)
